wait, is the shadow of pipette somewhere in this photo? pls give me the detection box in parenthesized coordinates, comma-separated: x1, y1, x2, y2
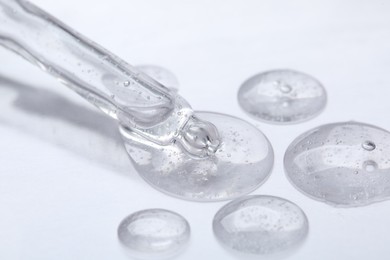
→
(0, 74, 137, 177)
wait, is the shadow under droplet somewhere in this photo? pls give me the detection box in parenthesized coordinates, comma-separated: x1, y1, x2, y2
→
(0, 74, 136, 177)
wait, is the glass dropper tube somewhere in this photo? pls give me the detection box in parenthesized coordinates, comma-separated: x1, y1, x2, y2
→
(0, 0, 274, 201)
(0, 0, 220, 157)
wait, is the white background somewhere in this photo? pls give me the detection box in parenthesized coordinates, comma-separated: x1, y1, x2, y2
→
(1, 0, 390, 259)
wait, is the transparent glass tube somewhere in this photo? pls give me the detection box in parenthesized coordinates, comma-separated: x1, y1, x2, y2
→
(0, 0, 220, 157)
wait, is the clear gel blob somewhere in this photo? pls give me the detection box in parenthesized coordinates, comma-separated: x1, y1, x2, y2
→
(136, 65, 179, 91)
(237, 69, 327, 124)
(284, 122, 390, 207)
(118, 209, 190, 259)
(213, 195, 308, 255)
(120, 112, 274, 201)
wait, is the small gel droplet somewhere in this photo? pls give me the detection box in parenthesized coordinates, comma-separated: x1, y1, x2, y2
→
(285, 122, 390, 206)
(238, 69, 327, 124)
(118, 209, 190, 259)
(213, 195, 308, 255)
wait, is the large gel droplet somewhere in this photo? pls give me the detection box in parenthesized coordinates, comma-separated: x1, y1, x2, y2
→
(237, 69, 327, 124)
(120, 112, 274, 201)
(118, 209, 190, 259)
(213, 195, 308, 255)
(284, 122, 390, 206)
(136, 65, 179, 91)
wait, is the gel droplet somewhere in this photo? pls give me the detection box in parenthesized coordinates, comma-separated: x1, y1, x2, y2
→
(136, 65, 179, 91)
(120, 112, 274, 201)
(237, 69, 327, 124)
(213, 195, 308, 255)
(118, 209, 190, 259)
(284, 122, 390, 206)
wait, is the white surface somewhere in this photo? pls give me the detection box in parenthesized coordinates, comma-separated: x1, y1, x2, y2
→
(1, 0, 390, 259)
